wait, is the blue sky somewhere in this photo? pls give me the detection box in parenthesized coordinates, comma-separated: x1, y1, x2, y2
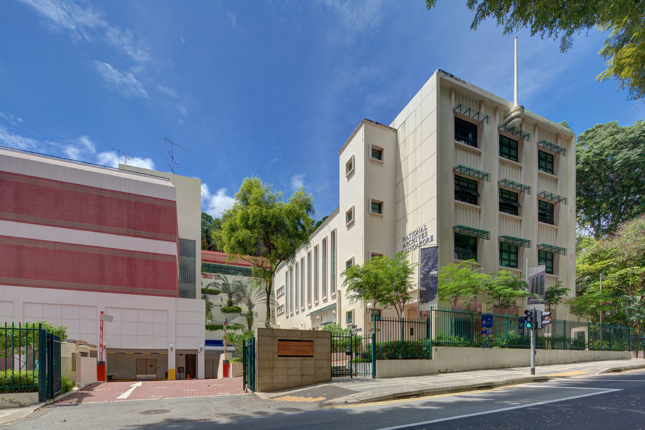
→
(0, 0, 641, 221)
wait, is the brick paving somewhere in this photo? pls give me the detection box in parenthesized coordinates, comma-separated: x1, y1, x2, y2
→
(56, 378, 246, 404)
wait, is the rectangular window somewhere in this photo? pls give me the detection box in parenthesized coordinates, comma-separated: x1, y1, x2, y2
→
(346, 310, 353, 324)
(331, 231, 336, 295)
(371, 201, 382, 214)
(346, 207, 354, 224)
(499, 135, 519, 162)
(346, 157, 354, 175)
(370, 309, 382, 321)
(300, 257, 305, 309)
(455, 175, 479, 205)
(322, 238, 328, 298)
(454, 233, 477, 261)
(538, 150, 554, 174)
(277, 304, 285, 315)
(538, 200, 555, 224)
(178, 238, 197, 299)
(285, 268, 289, 314)
(307, 252, 312, 305)
(539, 250, 554, 275)
(499, 242, 519, 268)
(277, 286, 284, 298)
(371, 147, 383, 160)
(290, 268, 294, 314)
(499, 189, 521, 216)
(346, 258, 353, 269)
(455, 117, 478, 147)
(202, 263, 253, 277)
(314, 246, 319, 302)
(295, 263, 299, 313)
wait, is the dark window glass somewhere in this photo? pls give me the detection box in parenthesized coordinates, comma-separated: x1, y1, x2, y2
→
(538, 151, 554, 174)
(455, 117, 478, 147)
(539, 250, 554, 274)
(454, 233, 477, 261)
(499, 242, 519, 268)
(455, 175, 479, 205)
(499, 135, 519, 162)
(202, 263, 253, 278)
(372, 148, 383, 160)
(346, 311, 353, 324)
(371, 201, 382, 214)
(499, 189, 520, 216)
(371, 309, 382, 321)
(538, 200, 555, 224)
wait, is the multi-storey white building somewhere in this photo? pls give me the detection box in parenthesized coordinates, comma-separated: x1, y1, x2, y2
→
(274, 69, 576, 333)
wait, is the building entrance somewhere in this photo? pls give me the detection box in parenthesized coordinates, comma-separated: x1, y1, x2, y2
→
(186, 354, 197, 379)
(136, 359, 157, 380)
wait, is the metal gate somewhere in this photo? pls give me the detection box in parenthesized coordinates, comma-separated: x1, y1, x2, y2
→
(46, 333, 61, 399)
(331, 334, 374, 378)
(242, 337, 255, 392)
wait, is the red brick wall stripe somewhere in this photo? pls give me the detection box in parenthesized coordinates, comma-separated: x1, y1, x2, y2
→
(1, 172, 178, 239)
(0, 212, 177, 242)
(0, 277, 177, 297)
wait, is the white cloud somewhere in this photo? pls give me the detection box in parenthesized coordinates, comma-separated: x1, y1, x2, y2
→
(321, 0, 385, 35)
(94, 62, 149, 98)
(227, 12, 236, 26)
(177, 104, 188, 116)
(104, 25, 151, 64)
(201, 184, 235, 218)
(96, 151, 155, 169)
(157, 84, 178, 98)
(62, 135, 96, 160)
(0, 125, 42, 151)
(0, 112, 23, 126)
(291, 174, 305, 190)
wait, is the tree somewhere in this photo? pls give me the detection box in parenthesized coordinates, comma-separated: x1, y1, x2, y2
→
(238, 281, 276, 331)
(486, 271, 535, 313)
(201, 212, 222, 251)
(313, 215, 329, 231)
(425, 1, 645, 100)
(227, 330, 254, 357)
(0, 321, 67, 369)
(342, 256, 389, 308)
(438, 260, 491, 310)
(577, 121, 645, 238)
(207, 275, 245, 307)
(216, 177, 315, 328)
(544, 281, 571, 312)
(379, 252, 420, 318)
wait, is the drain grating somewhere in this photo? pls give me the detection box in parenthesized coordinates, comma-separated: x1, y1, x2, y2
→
(140, 409, 171, 415)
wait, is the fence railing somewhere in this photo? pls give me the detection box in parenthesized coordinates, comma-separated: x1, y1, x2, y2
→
(1, 323, 44, 397)
(373, 317, 433, 360)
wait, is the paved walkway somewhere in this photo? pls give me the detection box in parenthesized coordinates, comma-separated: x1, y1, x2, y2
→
(261, 359, 645, 405)
(55, 378, 246, 405)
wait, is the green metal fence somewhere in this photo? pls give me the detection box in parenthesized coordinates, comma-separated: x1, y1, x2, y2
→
(242, 337, 255, 392)
(373, 317, 433, 360)
(1, 323, 44, 399)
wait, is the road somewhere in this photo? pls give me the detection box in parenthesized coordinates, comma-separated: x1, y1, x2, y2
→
(9, 370, 645, 429)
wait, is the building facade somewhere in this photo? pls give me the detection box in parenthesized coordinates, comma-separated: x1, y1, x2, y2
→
(0, 147, 205, 380)
(274, 69, 576, 334)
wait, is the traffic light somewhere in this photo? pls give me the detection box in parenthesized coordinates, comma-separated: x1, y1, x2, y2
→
(524, 308, 534, 330)
(537, 310, 551, 329)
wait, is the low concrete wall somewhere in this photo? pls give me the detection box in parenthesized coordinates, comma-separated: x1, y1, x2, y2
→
(376, 347, 631, 378)
(76, 356, 97, 385)
(0, 392, 39, 409)
(255, 328, 330, 392)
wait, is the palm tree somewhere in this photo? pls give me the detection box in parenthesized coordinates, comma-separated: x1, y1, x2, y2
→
(207, 275, 244, 307)
(238, 280, 276, 331)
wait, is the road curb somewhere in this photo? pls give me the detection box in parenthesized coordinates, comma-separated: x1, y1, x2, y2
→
(596, 363, 645, 375)
(321, 376, 550, 406)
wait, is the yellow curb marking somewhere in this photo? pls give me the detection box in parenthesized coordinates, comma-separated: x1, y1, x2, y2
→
(273, 396, 326, 402)
(546, 371, 588, 377)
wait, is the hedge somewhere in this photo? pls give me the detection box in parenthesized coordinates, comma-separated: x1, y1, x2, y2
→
(205, 323, 245, 331)
(221, 306, 242, 314)
(0, 370, 39, 393)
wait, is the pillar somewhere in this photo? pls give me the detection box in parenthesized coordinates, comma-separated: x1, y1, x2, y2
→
(167, 346, 176, 379)
(198, 346, 205, 379)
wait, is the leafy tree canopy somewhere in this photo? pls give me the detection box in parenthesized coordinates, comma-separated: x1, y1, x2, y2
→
(216, 177, 315, 328)
(438, 260, 490, 311)
(425, 0, 645, 100)
(201, 212, 222, 251)
(487, 270, 535, 313)
(577, 121, 645, 238)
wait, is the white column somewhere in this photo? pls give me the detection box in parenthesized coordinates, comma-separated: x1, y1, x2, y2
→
(198, 347, 205, 379)
(167, 346, 176, 379)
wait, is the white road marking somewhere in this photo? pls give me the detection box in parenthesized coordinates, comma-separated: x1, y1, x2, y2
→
(519, 385, 623, 391)
(376, 390, 621, 430)
(117, 382, 142, 399)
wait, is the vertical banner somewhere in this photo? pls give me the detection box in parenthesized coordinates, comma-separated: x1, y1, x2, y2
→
(527, 265, 547, 305)
(419, 246, 439, 310)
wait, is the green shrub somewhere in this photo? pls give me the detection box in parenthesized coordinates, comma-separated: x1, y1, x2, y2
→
(205, 323, 245, 331)
(61, 375, 74, 394)
(221, 306, 242, 314)
(229, 357, 243, 363)
(201, 287, 222, 296)
(0, 370, 39, 393)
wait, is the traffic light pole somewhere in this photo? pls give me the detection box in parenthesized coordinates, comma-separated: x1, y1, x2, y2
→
(530, 326, 536, 375)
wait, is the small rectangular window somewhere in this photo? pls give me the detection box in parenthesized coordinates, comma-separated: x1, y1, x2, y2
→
(322, 238, 327, 298)
(455, 117, 478, 147)
(455, 175, 479, 205)
(346, 258, 353, 269)
(371, 147, 383, 160)
(499, 135, 519, 162)
(314, 246, 319, 302)
(346, 207, 354, 224)
(539, 250, 554, 275)
(454, 233, 477, 261)
(538, 150, 554, 174)
(499, 189, 521, 216)
(499, 242, 519, 268)
(370, 309, 382, 322)
(346, 310, 353, 324)
(346, 156, 354, 175)
(371, 201, 382, 214)
(538, 200, 555, 224)
(331, 231, 336, 295)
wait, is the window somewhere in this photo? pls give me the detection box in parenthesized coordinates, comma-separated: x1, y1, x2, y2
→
(539, 250, 554, 275)
(538, 200, 555, 224)
(499, 135, 519, 162)
(346, 310, 353, 324)
(371, 200, 383, 215)
(454, 233, 477, 261)
(289, 268, 294, 314)
(295, 263, 299, 313)
(370, 309, 382, 321)
(371, 146, 383, 161)
(499, 242, 519, 268)
(346, 156, 355, 176)
(538, 150, 554, 174)
(455, 117, 478, 147)
(202, 263, 254, 278)
(277, 304, 285, 315)
(370, 253, 383, 259)
(331, 231, 336, 295)
(346, 258, 354, 269)
(285, 268, 289, 314)
(276, 286, 284, 298)
(301, 257, 305, 309)
(307, 252, 312, 305)
(455, 175, 479, 205)
(499, 189, 520, 216)
(322, 238, 327, 298)
(346, 207, 354, 225)
(178, 238, 196, 299)
(314, 246, 319, 302)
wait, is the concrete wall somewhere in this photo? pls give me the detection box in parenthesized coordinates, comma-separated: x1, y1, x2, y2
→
(0, 392, 39, 409)
(76, 355, 97, 385)
(255, 328, 330, 392)
(376, 347, 631, 378)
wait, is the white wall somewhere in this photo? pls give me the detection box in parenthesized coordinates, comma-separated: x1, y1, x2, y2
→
(75, 355, 97, 385)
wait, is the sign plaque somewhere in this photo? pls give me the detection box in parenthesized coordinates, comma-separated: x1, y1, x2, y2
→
(277, 340, 314, 357)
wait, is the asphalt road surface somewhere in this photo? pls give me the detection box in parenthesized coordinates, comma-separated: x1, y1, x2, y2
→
(9, 370, 645, 429)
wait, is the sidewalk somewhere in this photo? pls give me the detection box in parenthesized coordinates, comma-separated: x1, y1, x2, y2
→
(260, 359, 645, 406)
